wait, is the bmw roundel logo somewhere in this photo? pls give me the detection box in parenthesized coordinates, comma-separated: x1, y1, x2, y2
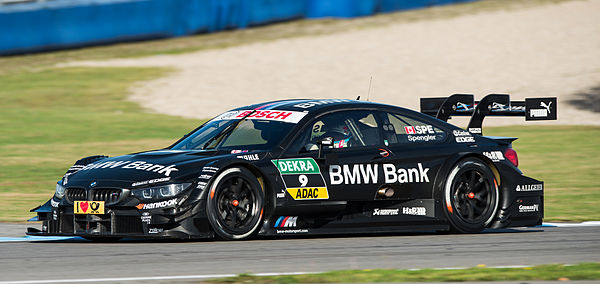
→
(90, 181, 97, 188)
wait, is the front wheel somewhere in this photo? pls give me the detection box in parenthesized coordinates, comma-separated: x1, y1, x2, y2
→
(206, 167, 264, 240)
(444, 158, 499, 233)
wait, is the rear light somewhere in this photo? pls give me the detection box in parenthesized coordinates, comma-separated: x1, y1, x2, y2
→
(505, 148, 518, 167)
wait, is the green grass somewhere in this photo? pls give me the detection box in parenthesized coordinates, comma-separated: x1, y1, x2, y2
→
(209, 263, 600, 283)
(486, 126, 600, 221)
(0, 67, 202, 221)
(0, 0, 577, 76)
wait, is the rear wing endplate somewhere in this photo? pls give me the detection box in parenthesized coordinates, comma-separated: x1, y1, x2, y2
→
(420, 94, 557, 135)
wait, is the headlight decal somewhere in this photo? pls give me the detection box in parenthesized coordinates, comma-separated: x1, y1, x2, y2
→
(55, 182, 66, 199)
(131, 183, 191, 201)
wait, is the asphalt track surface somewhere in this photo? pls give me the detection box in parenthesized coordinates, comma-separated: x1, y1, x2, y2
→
(0, 225, 599, 283)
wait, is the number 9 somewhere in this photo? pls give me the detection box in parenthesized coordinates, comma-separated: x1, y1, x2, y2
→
(299, 175, 308, 187)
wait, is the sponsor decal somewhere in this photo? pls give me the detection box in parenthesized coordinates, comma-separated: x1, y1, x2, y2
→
(237, 154, 260, 161)
(276, 192, 285, 198)
(50, 199, 59, 207)
(468, 127, 482, 134)
(199, 174, 213, 180)
(373, 208, 399, 216)
(516, 184, 543, 192)
(333, 138, 350, 148)
(141, 212, 151, 224)
(272, 158, 329, 200)
(201, 166, 219, 173)
(196, 181, 208, 190)
(274, 216, 298, 228)
(286, 187, 329, 200)
(329, 163, 429, 185)
(74, 201, 104, 214)
(408, 135, 437, 142)
(148, 228, 163, 234)
(483, 151, 505, 162)
(519, 204, 540, 213)
(456, 136, 475, 143)
(276, 229, 309, 234)
(402, 207, 426, 216)
(78, 160, 179, 177)
(455, 102, 473, 112)
(453, 130, 471, 137)
(136, 198, 177, 210)
(530, 101, 553, 118)
(293, 99, 353, 109)
(405, 125, 435, 135)
(131, 177, 171, 187)
(230, 150, 248, 154)
(68, 165, 85, 172)
(454, 130, 475, 143)
(212, 109, 307, 124)
(272, 158, 319, 174)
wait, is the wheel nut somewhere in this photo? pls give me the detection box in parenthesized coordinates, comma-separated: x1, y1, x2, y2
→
(232, 200, 239, 207)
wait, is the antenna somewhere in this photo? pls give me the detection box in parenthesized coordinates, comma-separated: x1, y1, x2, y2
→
(366, 76, 373, 102)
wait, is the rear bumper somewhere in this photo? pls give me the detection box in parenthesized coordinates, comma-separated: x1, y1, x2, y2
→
(491, 164, 544, 228)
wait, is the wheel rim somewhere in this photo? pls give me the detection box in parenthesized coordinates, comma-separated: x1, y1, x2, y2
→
(451, 169, 493, 224)
(214, 176, 259, 234)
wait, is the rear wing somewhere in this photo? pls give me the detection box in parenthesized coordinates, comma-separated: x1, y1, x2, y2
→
(420, 94, 556, 135)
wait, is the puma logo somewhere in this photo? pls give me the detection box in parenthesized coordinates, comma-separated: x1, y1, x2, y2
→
(540, 101, 552, 113)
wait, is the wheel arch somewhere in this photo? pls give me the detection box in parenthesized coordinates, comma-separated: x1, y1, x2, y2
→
(432, 153, 503, 225)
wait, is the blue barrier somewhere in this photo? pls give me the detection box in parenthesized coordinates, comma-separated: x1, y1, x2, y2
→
(0, 0, 477, 55)
(306, 0, 377, 18)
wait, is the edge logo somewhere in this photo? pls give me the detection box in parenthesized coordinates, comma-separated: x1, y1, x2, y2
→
(274, 216, 298, 228)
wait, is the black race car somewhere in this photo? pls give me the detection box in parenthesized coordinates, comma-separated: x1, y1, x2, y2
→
(28, 94, 556, 240)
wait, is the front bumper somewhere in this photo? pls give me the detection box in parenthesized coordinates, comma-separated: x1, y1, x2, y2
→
(27, 200, 213, 239)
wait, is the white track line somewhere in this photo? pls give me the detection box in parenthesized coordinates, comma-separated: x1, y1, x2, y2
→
(543, 221, 600, 227)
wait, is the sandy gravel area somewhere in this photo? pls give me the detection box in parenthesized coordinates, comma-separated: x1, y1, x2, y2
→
(66, 0, 600, 125)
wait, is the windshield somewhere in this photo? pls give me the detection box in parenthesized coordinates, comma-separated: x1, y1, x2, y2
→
(171, 117, 297, 151)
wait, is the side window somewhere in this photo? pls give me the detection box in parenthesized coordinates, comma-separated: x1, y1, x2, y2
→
(289, 110, 382, 153)
(379, 112, 446, 145)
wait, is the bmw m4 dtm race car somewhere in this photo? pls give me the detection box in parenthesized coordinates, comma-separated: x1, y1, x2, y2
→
(28, 94, 557, 240)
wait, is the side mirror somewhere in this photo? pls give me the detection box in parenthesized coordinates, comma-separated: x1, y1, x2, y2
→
(317, 137, 333, 159)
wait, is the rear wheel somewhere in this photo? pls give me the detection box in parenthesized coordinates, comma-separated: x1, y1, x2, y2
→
(444, 158, 499, 233)
(206, 167, 264, 240)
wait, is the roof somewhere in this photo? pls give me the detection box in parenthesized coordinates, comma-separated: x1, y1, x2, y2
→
(233, 99, 389, 113)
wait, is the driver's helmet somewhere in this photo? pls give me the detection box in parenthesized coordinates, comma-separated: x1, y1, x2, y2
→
(319, 116, 352, 148)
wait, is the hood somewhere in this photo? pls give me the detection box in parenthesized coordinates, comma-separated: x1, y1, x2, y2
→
(64, 150, 225, 188)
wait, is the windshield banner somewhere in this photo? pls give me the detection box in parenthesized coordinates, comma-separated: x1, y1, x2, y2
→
(212, 110, 307, 124)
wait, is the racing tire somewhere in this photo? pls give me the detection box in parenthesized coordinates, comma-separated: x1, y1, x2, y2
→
(206, 167, 264, 240)
(444, 158, 499, 233)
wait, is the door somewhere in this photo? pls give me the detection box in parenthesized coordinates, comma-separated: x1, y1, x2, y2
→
(278, 110, 388, 202)
(375, 111, 451, 201)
